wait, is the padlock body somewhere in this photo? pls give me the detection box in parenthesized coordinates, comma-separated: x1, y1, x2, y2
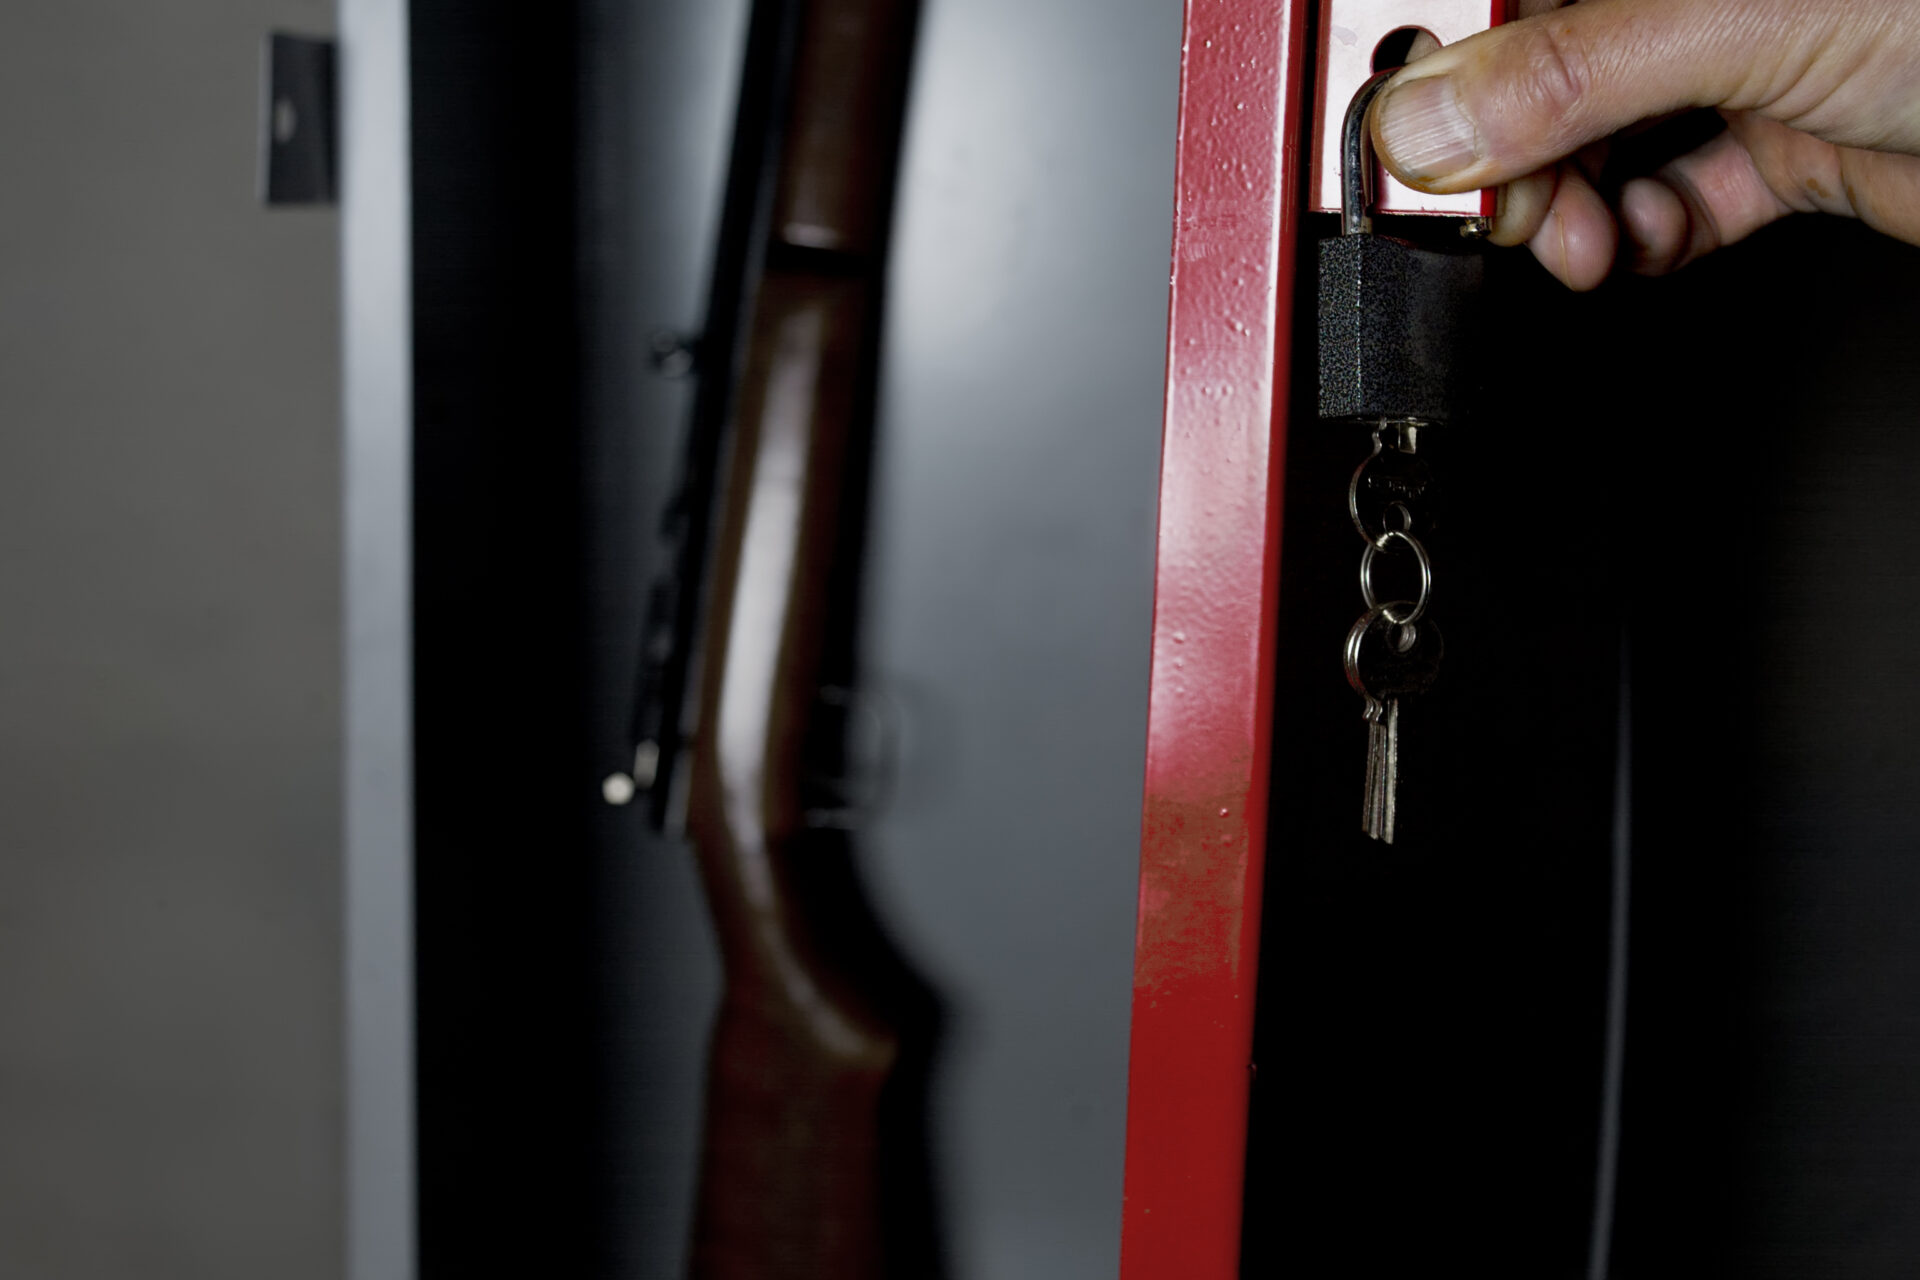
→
(1318, 234, 1483, 424)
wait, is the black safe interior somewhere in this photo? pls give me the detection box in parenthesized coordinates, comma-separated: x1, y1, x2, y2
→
(1245, 214, 1920, 1275)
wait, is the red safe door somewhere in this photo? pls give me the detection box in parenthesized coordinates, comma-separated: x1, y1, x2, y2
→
(1119, 1, 1312, 1274)
(1119, 3, 1502, 1276)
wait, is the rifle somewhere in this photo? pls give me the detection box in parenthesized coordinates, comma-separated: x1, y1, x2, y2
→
(606, 0, 935, 1274)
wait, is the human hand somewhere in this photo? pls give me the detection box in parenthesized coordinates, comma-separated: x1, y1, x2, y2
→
(1368, 0, 1920, 289)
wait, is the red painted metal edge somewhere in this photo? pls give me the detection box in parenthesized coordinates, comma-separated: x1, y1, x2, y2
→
(1118, 0, 1310, 1276)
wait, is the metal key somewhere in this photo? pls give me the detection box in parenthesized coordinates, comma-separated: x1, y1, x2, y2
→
(1345, 608, 1444, 843)
(1349, 422, 1440, 545)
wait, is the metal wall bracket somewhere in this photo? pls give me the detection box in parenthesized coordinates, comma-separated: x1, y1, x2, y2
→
(260, 33, 338, 206)
(1307, 0, 1507, 219)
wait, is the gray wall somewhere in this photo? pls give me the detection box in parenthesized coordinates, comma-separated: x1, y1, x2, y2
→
(860, 0, 1179, 1273)
(0, 3, 341, 1276)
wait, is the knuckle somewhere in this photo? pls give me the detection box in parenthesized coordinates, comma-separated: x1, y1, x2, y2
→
(1503, 20, 1597, 141)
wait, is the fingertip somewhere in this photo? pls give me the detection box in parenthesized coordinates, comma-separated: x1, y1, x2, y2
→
(1370, 73, 1481, 193)
(1618, 177, 1689, 274)
(1528, 168, 1618, 291)
(1489, 169, 1558, 247)
(1400, 29, 1442, 63)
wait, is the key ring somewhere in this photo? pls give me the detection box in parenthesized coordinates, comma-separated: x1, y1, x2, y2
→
(1359, 528, 1432, 626)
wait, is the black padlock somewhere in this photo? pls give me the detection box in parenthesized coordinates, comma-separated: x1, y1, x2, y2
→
(1318, 69, 1485, 425)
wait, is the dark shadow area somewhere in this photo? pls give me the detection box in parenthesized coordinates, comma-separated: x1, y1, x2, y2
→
(1244, 204, 1920, 1273)
(1242, 219, 1623, 1274)
(1609, 217, 1920, 1277)
(409, 2, 597, 1276)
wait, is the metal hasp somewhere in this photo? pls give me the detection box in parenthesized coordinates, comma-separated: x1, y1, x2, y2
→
(1308, 0, 1508, 218)
(260, 33, 337, 206)
(1118, 0, 1310, 1276)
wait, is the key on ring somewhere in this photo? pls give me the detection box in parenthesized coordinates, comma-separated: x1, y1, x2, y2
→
(1349, 422, 1439, 542)
(1345, 607, 1443, 844)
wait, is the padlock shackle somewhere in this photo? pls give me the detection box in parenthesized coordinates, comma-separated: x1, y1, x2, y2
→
(1342, 68, 1398, 237)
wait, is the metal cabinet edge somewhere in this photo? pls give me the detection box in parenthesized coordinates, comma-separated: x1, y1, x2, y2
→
(1119, 0, 1309, 1275)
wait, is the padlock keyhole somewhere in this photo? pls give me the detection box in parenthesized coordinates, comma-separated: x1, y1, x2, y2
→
(1372, 26, 1439, 71)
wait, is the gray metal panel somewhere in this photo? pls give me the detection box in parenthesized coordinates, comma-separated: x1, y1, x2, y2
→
(340, 2, 414, 1278)
(859, 0, 1183, 1274)
(0, 1, 342, 1276)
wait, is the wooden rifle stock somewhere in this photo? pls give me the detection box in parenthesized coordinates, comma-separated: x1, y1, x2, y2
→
(681, 0, 928, 1275)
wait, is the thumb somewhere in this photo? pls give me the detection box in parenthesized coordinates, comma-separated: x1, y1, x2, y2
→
(1368, 0, 1885, 193)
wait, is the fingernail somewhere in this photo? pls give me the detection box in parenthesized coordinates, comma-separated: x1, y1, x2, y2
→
(1375, 76, 1479, 183)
